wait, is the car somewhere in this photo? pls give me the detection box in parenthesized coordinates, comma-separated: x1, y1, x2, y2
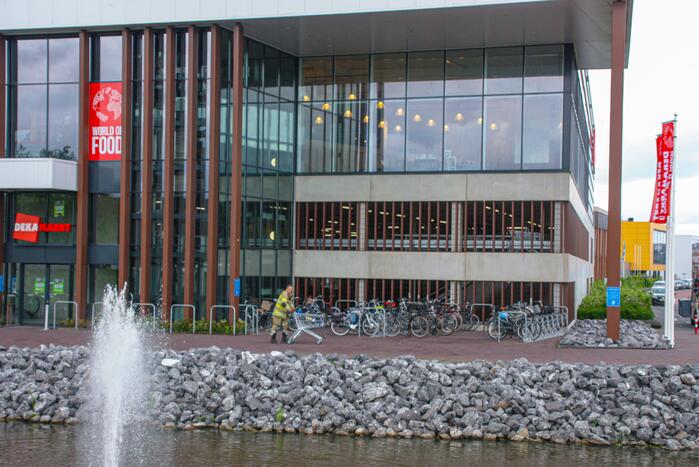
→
(651, 283, 666, 306)
(675, 280, 683, 290)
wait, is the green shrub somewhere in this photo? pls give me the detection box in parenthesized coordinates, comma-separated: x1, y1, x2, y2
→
(621, 275, 656, 289)
(577, 279, 654, 320)
(164, 319, 246, 335)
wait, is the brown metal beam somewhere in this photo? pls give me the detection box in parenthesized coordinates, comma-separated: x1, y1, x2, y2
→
(228, 24, 244, 310)
(0, 35, 5, 320)
(75, 31, 90, 321)
(206, 25, 222, 316)
(140, 28, 154, 310)
(162, 27, 176, 318)
(118, 29, 133, 290)
(606, 0, 627, 340)
(183, 26, 198, 318)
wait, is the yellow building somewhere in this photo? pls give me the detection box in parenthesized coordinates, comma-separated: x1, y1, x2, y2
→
(620, 221, 667, 276)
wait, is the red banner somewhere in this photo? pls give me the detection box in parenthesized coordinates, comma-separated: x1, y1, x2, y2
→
(649, 121, 675, 223)
(89, 82, 122, 161)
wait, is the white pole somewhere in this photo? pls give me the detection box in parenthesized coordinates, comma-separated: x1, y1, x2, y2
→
(664, 115, 678, 347)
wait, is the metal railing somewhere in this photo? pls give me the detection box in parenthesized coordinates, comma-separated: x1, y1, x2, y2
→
(169, 304, 196, 334)
(48, 301, 79, 330)
(239, 304, 258, 335)
(209, 305, 236, 335)
(133, 302, 157, 320)
(90, 302, 103, 330)
(356, 304, 386, 338)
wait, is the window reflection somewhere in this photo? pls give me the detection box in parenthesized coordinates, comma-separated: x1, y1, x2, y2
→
(524, 45, 563, 93)
(49, 38, 79, 82)
(335, 55, 369, 101)
(334, 100, 369, 173)
(483, 95, 522, 170)
(444, 97, 482, 170)
(445, 49, 483, 96)
(370, 53, 406, 99)
(523, 94, 563, 170)
(406, 99, 443, 171)
(95, 35, 122, 82)
(48, 84, 78, 159)
(299, 57, 333, 102)
(17, 39, 47, 84)
(369, 99, 405, 172)
(15, 86, 48, 157)
(485, 47, 523, 95)
(407, 51, 444, 98)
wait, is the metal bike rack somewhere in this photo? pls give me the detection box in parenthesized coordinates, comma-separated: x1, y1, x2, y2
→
(51, 301, 79, 330)
(209, 305, 236, 335)
(169, 304, 196, 334)
(495, 309, 527, 343)
(90, 302, 103, 330)
(239, 304, 258, 335)
(471, 303, 495, 325)
(334, 299, 358, 311)
(133, 302, 157, 320)
(520, 305, 569, 343)
(356, 304, 386, 338)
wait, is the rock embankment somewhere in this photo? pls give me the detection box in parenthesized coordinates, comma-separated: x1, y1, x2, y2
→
(1, 345, 699, 450)
(560, 320, 671, 349)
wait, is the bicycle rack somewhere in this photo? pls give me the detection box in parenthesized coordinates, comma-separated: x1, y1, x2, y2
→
(356, 304, 386, 338)
(51, 301, 79, 330)
(471, 303, 495, 326)
(90, 302, 104, 330)
(521, 305, 570, 343)
(495, 309, 527, 343)
(133, 302, 157, 320)
(169, 304, 196, 334)
(239, 304, 258, 335)
(209, 305, 236, 335)
(334, 299, 358, 311)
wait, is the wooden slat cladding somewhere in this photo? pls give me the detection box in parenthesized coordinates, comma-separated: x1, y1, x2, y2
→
(74, 31, 90, 321)
(183, 26, 198, 316)
(563, 203, 591, 261)
(118, 29, 133, 289)
(161, 27, 176, 316)
(140, 28, 154, 311)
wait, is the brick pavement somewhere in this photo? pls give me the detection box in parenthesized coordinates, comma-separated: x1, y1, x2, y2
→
(1, 319, 698, 365)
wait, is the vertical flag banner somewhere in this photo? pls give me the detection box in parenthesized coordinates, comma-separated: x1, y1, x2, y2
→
(89, 82, 123, 161)
(649, 121, 675, 223)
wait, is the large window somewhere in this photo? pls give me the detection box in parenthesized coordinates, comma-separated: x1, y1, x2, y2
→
(12, 193, 76, 245)
(10, 37, 79, 159)
(297, 45, 567, 175)
(653, 230, 667, 265)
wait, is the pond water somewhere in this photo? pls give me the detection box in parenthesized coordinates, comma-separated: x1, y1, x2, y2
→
(1, 423, 697, 466)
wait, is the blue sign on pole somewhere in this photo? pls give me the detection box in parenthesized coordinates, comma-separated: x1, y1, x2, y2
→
(233, 278, 241, 297)
(606, 286, 621, 307)
(0, 275, 4, 293)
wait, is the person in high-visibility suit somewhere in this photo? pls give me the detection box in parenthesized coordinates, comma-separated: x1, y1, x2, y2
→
(271, 284, 295, 343)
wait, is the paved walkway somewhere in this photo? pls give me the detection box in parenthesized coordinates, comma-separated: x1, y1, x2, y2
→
(2, 319, 698, 365)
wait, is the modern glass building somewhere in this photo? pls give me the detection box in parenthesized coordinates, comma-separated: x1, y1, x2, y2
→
(0, 0, 632, 324)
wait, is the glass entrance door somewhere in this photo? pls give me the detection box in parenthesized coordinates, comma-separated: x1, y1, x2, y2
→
(21, 264, 48, 325)
(19, 264, 74, 326)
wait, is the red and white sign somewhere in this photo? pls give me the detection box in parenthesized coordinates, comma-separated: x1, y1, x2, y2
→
(650, 121, 675, 224)
(12, 213, 72, 243)
(89, 82, 122, 161)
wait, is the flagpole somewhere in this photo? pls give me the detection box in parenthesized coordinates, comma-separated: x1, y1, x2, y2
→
(664, 114, 678, 347)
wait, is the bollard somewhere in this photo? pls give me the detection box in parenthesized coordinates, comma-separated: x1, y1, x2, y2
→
(43, 303, 50, 331)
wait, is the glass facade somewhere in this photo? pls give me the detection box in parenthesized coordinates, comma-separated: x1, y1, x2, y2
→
(9, 37, 79, 159)
(297, 45, 575, 176)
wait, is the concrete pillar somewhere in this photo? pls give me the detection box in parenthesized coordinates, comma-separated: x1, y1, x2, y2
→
(358, 202, 367, 251)
(553, 202, 562, 253)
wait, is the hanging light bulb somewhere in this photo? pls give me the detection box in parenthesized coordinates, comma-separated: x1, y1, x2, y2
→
(444, 124, 450, 132)
(348, 93, 357, 100)
(395, 107, 404, 116)
(412, 114, 422, 123)
(489, 122, 497, 130)
(477, 116, 483, 125)
(362, 115, 369, 123)
(269, 230, 275, 241)
(314, 115, 324, 125)
(270, 157, 277, 167)
(427, 119, 435, 127)
(394, 124, 402, 132)
(378, 120, 386, 129)
(455, 112, 464, 121)
(343, 109, 353, 118)
(376, 101, 384, 109)
(321, 102, 331, 111)
(303, 95, 310, 102)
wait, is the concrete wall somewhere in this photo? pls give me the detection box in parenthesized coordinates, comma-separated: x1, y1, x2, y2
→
(675, 235, 699, 280)
(295, 172, 594, 234)
(293, 250, 590, 284)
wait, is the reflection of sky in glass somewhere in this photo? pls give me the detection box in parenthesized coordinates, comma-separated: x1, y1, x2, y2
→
(406, 98, 443, 171)
(17, 39, 47, 84)
(48, 84, 78, 159)
(15, 86, 47, 157)
(444, 97, 482, 171)
(99, 36, 123, 81)
(484, 95, 522, 170)
(49, 38, 79, 82)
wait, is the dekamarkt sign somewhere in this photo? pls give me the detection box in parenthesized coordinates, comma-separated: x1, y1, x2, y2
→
(13, 213, 72, 243)
(89, 82, 123, 161)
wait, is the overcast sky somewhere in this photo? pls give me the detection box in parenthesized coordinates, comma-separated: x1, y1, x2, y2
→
(589, 0, 699, 236)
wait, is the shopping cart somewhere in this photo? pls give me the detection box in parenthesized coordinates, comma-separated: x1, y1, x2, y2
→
(288, 309, 325, 344)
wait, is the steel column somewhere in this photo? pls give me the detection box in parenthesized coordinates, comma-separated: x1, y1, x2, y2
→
(183, 26, 198, 318)
(162, 27, 176, 317)
(140, 29, 154, 310)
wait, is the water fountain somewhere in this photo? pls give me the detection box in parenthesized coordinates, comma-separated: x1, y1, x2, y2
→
(84, 285, 151, 467)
